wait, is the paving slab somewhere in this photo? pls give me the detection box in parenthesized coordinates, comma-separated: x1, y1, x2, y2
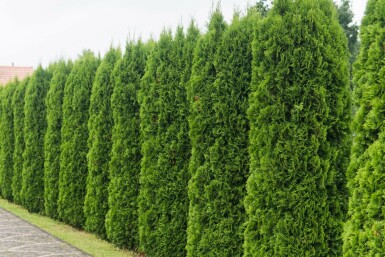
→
(0, 208, 90, 257)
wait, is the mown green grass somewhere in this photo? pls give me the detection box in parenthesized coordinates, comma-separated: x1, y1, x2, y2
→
(0, 198, 138, 257)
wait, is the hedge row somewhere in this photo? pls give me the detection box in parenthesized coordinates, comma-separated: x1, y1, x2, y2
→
(0, 0, 374, 256)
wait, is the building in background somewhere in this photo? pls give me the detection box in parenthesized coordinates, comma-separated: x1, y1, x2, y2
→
(0, 64, 33, 86)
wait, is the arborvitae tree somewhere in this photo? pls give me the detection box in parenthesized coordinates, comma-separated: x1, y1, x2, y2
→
(58, 51, 99, 228)
(139, 24, 199, 257)
(187, 11, 255, 257)
(44, 60, 72, 219)
(21, 66, 52, 213)
(105, 41, 149, 249)
(185, 10, 228, 257)
(84, 48, 120, 238)
(244, 0, 351, 256)
(12, 78, 28, 204)
(0, 80, 17, 201)
(343, 0, 385, 255)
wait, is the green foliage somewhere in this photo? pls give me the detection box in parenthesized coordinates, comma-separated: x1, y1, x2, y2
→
(244, 0, 351, 256)
(84, 47, 121, 238)
(343, 0, 385, 255)
(337, 0, 359, 64)
(21, 66, 52, 213)
(12, 78, 28, 204)
(105, 41, 148, 249)
(58, 51, 99, 228)
(186, 11, 256, 257)
(138, 24, 199, 257)
(0, 87, 3, 199)
(256, 0, 271, 16)
(185, 10, 227, 257)
(44, 60, 72, 219)
(0, 80, 17, 201)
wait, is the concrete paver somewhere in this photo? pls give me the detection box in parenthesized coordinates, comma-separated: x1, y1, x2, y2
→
(0, 208, 89, 257)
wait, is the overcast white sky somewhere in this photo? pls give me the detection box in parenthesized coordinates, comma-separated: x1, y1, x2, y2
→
(0, 0, 367, 68)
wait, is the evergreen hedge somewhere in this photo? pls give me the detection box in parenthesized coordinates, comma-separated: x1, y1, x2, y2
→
(58, 51, 99, 227)
(84, 47, 120, 238)
(105, 41, 149, 249)
(21, 66, 52, 213)
(0, 3, 359, 254)
(44, 60, 72, 219)
(12, 78, 28, 204)
(343, 0, 385, 255)
(0, 80, 17, 201)
(185, 10, 228, 257)
(243, 0, 350, 256)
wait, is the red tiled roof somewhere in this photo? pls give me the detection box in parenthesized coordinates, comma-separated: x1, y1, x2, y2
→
(0, 66, 33, 86)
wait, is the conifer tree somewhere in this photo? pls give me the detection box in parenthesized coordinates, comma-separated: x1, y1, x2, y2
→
(58, 51, 99, 227)
(185, 10, 229, 257)
(105, 41, 149, 249)
(343, 0, 385, 255)
(84, 48, 120, 237)
(244, 0, 351, 256)
(337, 0, 359, 65)
(0, 80, 17, 201)
(44, 60, 72, 219)
(139, 25, 199, 257)
(21, 66, 52, 213)
(12, 78, 28, 204)
(186, 11, 256, 257)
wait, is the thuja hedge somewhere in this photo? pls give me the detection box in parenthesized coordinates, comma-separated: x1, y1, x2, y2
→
(21, 66, 52, 213)
(44, 60, 72, 219)
(12, 78, 28, 205)
(84, 47, 120, 238)
(58, 51, 99, 228)
(343, 0, 385, 255)
(244, 0, 351, 256)
(105, 41, 149, 249)
(0, 80, 17, 201)
(0, 2, 361, 256)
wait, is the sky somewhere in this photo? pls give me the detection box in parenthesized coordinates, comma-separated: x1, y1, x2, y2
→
(0, 0, 368, 68)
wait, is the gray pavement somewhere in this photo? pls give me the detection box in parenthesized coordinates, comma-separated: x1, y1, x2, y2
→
(0, 208, 89, 257)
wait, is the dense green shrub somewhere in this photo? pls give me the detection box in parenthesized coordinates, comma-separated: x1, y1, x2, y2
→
(21, 66, 52, 213)
(44, 60, 72, 219)
(186, 11, 256, 257)
(105, 41, 149, 249)
(343, 0, 385, 255)
(185, 10, 228, 257)
(243, 0, 351, 256)
(139, 24, 199, 257)
(12, 78, 28, 204)
(0, 80, 17, 201)
(84, 48, 120, 238)
(58, 51, 99, 227)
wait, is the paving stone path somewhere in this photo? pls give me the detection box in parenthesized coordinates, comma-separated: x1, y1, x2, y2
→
(0, 208, 89, 257)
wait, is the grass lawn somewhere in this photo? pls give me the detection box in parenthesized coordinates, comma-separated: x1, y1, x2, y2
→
(0, 198, 138, 257)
